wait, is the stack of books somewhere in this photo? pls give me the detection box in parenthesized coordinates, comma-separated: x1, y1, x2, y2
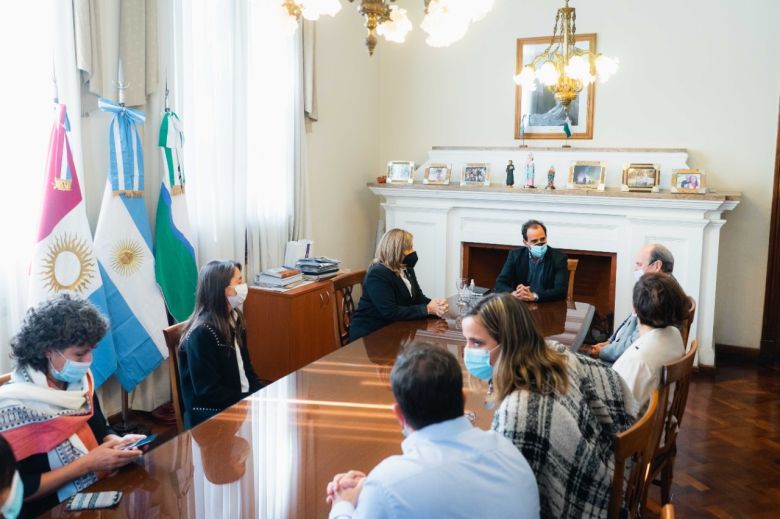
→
(296, 256, 341, 281)
(254, 267, 303, 288)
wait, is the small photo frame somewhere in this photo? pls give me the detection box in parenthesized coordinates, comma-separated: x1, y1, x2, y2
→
(671, 169, 706, 194)
(387, 161, 415, 184)
(567, 161, 606, 191)
(423, 163, 451, 185)
(461, 163, 490, 186)
(622, 163, 660, 193)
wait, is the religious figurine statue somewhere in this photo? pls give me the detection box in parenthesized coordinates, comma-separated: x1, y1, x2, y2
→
(524, 153, 536, 188)
(505, 160, 515, 187)
(545, 165, 556, 190)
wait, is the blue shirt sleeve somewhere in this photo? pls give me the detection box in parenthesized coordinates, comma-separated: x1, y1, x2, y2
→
(600, 315, 640, 362)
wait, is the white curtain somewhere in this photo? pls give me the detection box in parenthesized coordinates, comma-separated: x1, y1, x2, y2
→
(0, 1, 56, 373)
(173, 0, 307, 279)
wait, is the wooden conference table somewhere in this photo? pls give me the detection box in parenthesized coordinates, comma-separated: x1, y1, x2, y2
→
(45, 299, 593, 518)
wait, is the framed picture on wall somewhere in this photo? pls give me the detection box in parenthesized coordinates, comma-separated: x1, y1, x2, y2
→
(387, 161, 415, 183)
(671, 169, 706, 194)
(514, 34, 596, 140)
(461, 163, 491, 186)
(567, 161, 605, 190)
(423, 163, 451, 185)
(622, 163, 660, 193)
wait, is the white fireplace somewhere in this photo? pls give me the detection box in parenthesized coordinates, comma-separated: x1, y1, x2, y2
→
(370, 146, 741, 367)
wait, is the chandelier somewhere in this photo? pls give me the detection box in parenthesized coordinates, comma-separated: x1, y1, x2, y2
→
(513, 0, 618, 109)
(278, 0, 494, 55)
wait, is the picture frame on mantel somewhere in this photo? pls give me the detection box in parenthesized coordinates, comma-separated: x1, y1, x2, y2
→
(671, 168, 706, 194)
(423, 163, 451, 185)
(568, 161, 605, 191)
(514, 34, 596, 141)
(386, 161, 415, 184)
(461, 163, 491, 186)
(622, 163, 660, 193)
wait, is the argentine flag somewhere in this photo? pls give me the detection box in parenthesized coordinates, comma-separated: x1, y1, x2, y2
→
(154, 111, 197, 323)
(93, 98, 169, 391)
(29, 104, 118, 387)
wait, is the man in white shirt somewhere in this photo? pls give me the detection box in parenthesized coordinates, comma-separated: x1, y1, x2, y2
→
(613, 272, 688, 407)
(326, 343, 539, 519)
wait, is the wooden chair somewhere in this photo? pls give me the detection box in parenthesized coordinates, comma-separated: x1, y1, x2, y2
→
(566, 258, 579, 305)
(679, 296, 696, 347)
(661, 504, 676, 519)
(609, 388, 666, 519)
(0, 372, 10, 386)
(163, 322, 188, 433)
(333, 270, 366, 346)
(644, 340, 699, 506)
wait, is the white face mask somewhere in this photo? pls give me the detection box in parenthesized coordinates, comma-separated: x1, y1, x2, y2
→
(633, 269, 644, 282)
(228, 283, 248, 309)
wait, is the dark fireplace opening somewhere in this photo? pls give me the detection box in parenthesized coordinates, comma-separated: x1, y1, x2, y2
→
(461, 242, 617, 340)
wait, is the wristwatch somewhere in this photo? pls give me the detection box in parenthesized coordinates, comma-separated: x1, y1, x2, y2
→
(532, 292, 539, 302)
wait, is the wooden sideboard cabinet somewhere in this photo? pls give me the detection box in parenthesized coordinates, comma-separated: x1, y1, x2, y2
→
(243, 281, 340, 383)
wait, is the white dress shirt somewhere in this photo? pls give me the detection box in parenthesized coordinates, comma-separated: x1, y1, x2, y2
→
(230, 311, 249, 393)
(329, 416, 540, 519)
(612, 325, 684, 407)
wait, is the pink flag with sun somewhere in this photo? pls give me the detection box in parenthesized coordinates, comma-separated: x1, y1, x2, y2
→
(28, 104, 117, 387)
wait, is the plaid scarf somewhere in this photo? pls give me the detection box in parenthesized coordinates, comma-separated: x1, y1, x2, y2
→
(492, 345, 637, 518)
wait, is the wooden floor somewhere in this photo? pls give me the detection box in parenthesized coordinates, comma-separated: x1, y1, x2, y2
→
(646, 358, 780, 518)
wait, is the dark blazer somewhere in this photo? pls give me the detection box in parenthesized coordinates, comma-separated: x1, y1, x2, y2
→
(495, 246, 569, 302)
(348, 263, 431, 342)
(179, 315, 263, 429)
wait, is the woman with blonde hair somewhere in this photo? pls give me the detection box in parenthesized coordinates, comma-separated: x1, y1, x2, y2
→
(348, 229, 448, 342)
(461, 293, 636, 519)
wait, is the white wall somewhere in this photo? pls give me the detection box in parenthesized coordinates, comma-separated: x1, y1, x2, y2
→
(374, 0, 780, 350)
(306, 16, 382, 271)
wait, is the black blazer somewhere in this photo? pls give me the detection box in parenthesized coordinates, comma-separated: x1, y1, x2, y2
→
(179, 316, 263, 429)
(494, 246, 569, 302)
(348, 263, 431, 342)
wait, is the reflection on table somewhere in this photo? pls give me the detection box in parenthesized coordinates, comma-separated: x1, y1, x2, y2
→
(44, 300, 593, 519)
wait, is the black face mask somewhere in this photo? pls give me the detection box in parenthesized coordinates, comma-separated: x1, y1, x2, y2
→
(403, 251, 419, 269)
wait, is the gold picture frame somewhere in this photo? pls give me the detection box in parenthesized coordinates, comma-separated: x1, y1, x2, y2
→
(423, 163, 451, 185)
(567, 161, 606, 190)
(461, 163, 491, 186)
(386, 161, 415, 184)
(514, 33, 597, 140)
(622, 163, 660, 193)
(671, 169, 706, 194)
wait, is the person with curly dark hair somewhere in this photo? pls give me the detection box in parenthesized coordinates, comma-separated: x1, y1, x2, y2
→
(0, 295, 145, 518)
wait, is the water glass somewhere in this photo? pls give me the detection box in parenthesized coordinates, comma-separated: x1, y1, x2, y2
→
(455, 278, 468, 302)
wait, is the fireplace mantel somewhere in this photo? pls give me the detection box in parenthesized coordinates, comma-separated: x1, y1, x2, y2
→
(369, 147, 741, 367)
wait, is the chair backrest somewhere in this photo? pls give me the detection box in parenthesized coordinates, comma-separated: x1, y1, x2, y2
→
(661, 504, 676, 519)
(0, 372, 10, 386)
(333, 270, 366, 346)
(566, 258, 579, 304)
(655, 340, 698, 461)
(163, 322, 188, 432)
(609, 388, 666, 519)
(679, 296, 696, 347)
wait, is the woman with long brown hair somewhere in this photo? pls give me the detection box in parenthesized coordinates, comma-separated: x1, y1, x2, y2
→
(461, 293, 636, 519)
(179, 260, 262, 429)
(348, 229, 448, 342)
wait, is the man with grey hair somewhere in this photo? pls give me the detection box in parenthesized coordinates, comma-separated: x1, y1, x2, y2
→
(591, 244, 674, 362)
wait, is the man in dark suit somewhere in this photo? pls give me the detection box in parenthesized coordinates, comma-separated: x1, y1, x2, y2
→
(494, 219, 568, 302)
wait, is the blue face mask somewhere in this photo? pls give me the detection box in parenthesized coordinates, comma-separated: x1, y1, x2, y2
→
(464, 345, 500, 381)
(50, 351, 91, 385)
(529, 244, 548, 258)
(1, 471, 23, 519)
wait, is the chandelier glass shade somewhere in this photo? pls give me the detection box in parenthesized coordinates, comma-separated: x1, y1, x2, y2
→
(277, 0, 494, 55)
(513, 0, 618, 109)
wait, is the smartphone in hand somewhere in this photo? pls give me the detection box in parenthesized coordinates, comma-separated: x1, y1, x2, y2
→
(118, 434, 157, 450)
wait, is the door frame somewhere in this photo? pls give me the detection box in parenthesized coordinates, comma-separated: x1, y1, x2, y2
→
(760, 99, 780, 362)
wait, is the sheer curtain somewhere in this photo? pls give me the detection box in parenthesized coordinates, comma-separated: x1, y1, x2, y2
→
(173, 0, 307, 278)
(0, 2, 56, 372)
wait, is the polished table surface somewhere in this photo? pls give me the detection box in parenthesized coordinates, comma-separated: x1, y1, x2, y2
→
(44, 299, 593, 518)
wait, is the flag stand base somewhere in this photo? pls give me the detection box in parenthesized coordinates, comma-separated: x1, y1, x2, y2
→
(112, 388, 151, 436)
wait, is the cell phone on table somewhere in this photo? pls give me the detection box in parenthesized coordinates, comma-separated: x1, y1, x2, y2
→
(119, 433, 158, 450)
(65, 491, 123, 511)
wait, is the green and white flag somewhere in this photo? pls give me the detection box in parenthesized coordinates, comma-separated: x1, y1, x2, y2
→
(154, 111, 197, 322)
